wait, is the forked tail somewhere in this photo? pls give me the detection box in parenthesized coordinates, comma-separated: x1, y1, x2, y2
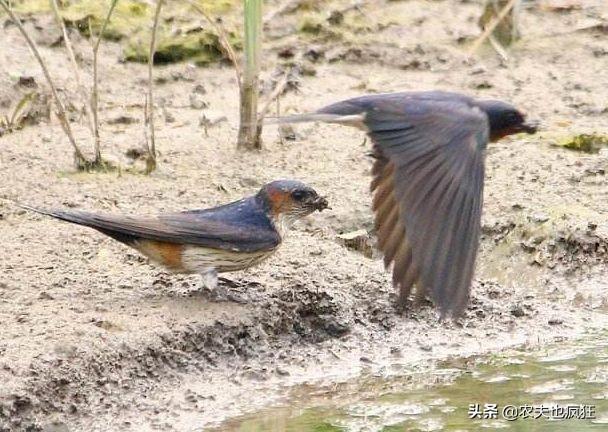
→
(19, 204, 139, 244)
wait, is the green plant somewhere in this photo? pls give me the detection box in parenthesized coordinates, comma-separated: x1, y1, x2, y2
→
(188, 0, 294, 151)
(0, 92, 36, 135)
(237, 0, 263, 150)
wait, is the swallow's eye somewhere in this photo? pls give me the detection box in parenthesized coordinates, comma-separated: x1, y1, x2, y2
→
(510, 112, 523, 123)
(291, 190, 307, 201)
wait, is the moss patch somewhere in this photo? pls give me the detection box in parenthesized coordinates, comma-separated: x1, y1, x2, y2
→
(6, 0, 240, 64)
(294, 4, 393, 46)
(299, 15, 326, 35)
(124, 27, 240, 65)
(312, 423, 345, 432)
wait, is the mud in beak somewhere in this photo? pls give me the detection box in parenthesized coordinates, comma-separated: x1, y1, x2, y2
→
(309, 196, 329, 212)
(519, 119, 539, 134)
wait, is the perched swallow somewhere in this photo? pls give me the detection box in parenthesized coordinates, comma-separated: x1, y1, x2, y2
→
(22, 180, 328, 292)
(273, 91, 538, 317)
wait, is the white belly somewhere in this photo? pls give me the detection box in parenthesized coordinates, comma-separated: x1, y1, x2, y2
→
(181, 246, 276, 273)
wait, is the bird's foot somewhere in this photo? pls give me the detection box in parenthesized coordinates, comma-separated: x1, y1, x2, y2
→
(200, 285, 249, 304)
(393, 291, 433, 318)
(197, 271, 250, 304)
(218, 277, 262, 289)
(224, 290, 250, 304)
(413, 295, 434, 309)
(217, 276, 244, 288)
(394, 300, 415, 318)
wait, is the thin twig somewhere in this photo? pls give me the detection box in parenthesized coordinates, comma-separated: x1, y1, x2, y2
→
(488, 33, 509, 62)
(275, 95, 284, 145)
(0, 0, 89, 166)
(146, 0, 163, 173)
(467, 0, 519, 57)
(328, 349, 342, 360)
(143, 92, 150, 153)
(258, 71, 291, 120)
(49, 0, 94, 136)
(91, 0, 119, 164)
(184, 0, 242, 92)
(260, 71, 292, 146)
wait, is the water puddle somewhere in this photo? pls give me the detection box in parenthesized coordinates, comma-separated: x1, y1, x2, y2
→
(213, 330, 608, 431)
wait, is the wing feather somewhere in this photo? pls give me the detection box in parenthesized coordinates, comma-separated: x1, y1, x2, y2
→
(23, 199, 281, 253)
(334, 94, 488, 317)
(275, 91, 489, 317)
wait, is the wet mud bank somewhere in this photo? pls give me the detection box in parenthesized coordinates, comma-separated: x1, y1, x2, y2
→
(3, 238, 608, 431)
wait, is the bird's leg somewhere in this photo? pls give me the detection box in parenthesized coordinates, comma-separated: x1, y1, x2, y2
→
(198, 269, 248, 304)
(200, 268, 218, 289)
(413, 288, 434, 309)
(197, 268, 219, 296)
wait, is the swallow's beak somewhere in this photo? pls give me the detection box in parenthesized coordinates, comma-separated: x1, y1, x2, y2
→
(518, 119, 539, 134)
(310, 196, 329, 212)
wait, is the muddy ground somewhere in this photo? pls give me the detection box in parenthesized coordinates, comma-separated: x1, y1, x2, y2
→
(1, 0, 608, 430)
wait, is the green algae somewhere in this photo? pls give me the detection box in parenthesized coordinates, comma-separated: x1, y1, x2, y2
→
(556, 133, 608, 154)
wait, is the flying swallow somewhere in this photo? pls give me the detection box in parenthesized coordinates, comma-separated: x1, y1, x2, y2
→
(272, 91, 538, 317)
(21, 180, 328, 293)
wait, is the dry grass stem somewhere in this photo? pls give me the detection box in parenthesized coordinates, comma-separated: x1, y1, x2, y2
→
(258, 71, 291, 120)
(468, 0, 519, 57)
(91, 0, 119, 164)
(49, 0, 95, 136)
(0, 0, 89, 167)
(488, 33, 509, 62)
(145, 0, 163, 173)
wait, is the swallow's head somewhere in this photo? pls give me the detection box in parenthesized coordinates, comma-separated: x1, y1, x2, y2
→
(258, 180, 328, 221)
(476, 99, 539, 142)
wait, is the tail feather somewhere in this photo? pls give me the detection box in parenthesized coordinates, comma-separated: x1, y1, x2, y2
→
(20, 204, 90, 226)
(20, 204, 138, 244)
(264, 112, 366, 127)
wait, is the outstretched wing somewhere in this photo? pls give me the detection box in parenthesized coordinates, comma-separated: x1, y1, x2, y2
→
(22, 199, 281, 253)
(287, 92, 489, 317)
